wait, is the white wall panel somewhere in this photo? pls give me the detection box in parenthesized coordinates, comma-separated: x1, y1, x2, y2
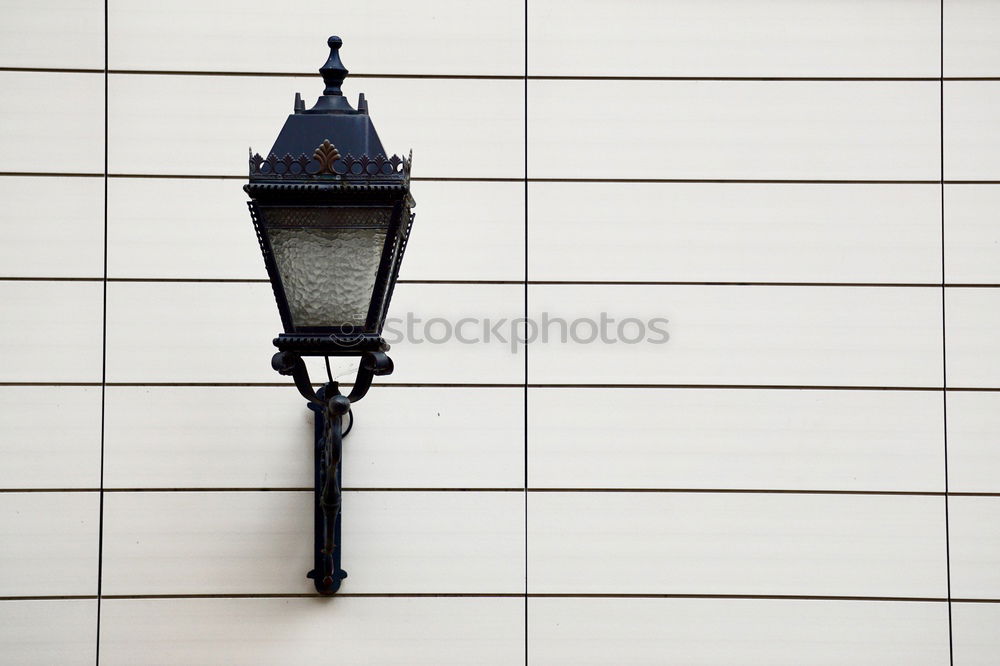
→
(107, 178, 265, 280)
(953, 603, 1000, 665)
(0, 387, 102, 489)
(949, 496, 1000, 599)
(528, 284, 942, 387)
(948, 391, 1000, 493)
(0, 600, 97, 666)
(107, 178, 524, 281)
(0, 492, 98, 596)
(109, 74, 523, 178)
(529, 183, 941, 283)
(99, 597, 523, 665)
(529, 598, 950, 666)
(104, 386, 523, 488)
(0, 0, 104, 69)
(356, 282, 525, 384)
(529, 80, 939, 181)
(341, 387, 523, 488)
(401, 181, 525, 282)
(0, 177, 104, 278)
(946, 288, 1000, 388)
(101, 491, 523, 594)
(944, 0, 1000, 77)
(0, 281, 104, 383)
(530, 0, 938, 78)
(0, 72, 104, 174)
(105, 281, 523, 384)
(109, 0, 524, 75)
(528, 492, 947, 597)
(104, 280, 278, 383)
(945, 83, 1000, 180)
(529, 388, 944, 491)
(103, 386, 311, 489)
(945, 186, 1000, 283)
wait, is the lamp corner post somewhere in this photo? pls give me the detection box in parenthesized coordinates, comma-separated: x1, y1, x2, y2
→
(245, 35, 414, 595)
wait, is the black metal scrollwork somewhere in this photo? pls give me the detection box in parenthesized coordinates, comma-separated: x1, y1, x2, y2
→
(249, 143, 411, 181)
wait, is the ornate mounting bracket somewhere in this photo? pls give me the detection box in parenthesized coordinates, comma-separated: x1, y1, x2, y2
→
(271, 350, 394, 595)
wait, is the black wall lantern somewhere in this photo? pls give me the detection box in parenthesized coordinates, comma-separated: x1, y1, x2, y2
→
(244, 36, 414, 595)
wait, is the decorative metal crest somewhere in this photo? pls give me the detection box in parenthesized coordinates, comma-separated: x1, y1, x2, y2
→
(313, 139, 342, 174)
(249, 140, 411, 181)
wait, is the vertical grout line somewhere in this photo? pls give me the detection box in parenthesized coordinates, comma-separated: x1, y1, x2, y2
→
(523, 1, 529, 664)
(940, 1, 954, 664)
(95, 0, 108, 662)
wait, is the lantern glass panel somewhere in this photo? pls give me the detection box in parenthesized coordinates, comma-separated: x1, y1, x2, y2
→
(258, 206, 393, 328)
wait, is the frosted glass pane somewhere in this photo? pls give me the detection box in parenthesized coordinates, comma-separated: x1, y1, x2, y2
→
(259, 206, 393, 328)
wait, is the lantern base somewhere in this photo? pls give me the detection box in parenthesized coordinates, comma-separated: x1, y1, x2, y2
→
(273, 333, 389, 356)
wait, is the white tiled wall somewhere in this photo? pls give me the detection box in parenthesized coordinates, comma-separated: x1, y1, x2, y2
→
(529, 183, 942, 284)
(528, 0, 942, 77)
(2, 1, 998, 664)
(530, 598, 952, 665)
(529, 80, 940, 181)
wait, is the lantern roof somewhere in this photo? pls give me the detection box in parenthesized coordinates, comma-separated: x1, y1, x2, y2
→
(246, 36, 410, 189)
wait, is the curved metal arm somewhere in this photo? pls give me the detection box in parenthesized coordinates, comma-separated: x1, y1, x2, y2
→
(271, 350, 393, 406)
(271, 351, 323, 405)
(346, 351, 393, 402)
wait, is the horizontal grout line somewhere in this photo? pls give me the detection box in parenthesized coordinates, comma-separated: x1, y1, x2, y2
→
(0, 488, 102, 493)
(0, 67, 522, 79)
(536, 76, 1000, 82)
(5, 593, 997, 603)
(528, 384, 1000, 392)
(0, 67, 102, 74)
(109, 277, 265, 283)
(345, 487, 520, 492)
(528, 488, 951, 496)
(6, 276, 1000, 289)
(5, 382, 1000, 392)
(103, 593, 526, 600)
(0, 382, 105, 387)
(0, 382, 510, 388)
(0, 276, 103, 282)
(411, 176, 525, 182)
(0, 487, 518, 493)
(8, 171, 1000, 185)
(122, 382, 522, 388)
(0, 596, 97, 602)
(104, 487, 522, 493)
(6, 66, 1000, 82)
(3, 593, 999, 604)
(114, 173, 243, 180)
(0, 171, 103, 178)
(6, 487, 1000, 497)
(531, 281, 1000, 288)
(530, 178, 947, 184)
(529, 593, 951, 603)
(121, 70, 519, 79)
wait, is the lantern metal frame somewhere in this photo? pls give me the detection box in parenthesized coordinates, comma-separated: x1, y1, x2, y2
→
(244, 35, 414, 595)
(246, 183, 414, 356)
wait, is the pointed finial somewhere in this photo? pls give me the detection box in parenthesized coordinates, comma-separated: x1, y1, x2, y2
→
(320, 35, 348, 96)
